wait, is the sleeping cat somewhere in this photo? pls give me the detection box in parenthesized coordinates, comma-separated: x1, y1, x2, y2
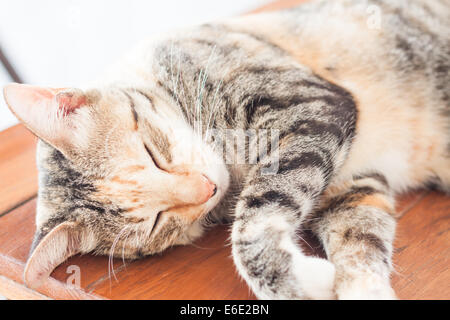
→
(3, 0, 449, 299)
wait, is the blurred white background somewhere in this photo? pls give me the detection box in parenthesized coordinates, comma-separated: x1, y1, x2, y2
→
(0, 0, 269, 131)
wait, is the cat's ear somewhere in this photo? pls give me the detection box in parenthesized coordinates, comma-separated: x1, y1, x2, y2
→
(3, 83, 88, 153)
(24, 221, 81, 289)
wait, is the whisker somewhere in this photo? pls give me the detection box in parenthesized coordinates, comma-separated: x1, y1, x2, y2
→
(295, 232, 315, 251)
(204, 78, 224, 142)
(121, 226, 134, 266)
(178, 63, 193, 126)
(170, 41, 183, 115)
(195, 46, 217, 139)
(108, 226, 130, 283)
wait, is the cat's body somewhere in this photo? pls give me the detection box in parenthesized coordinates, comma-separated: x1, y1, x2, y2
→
(3, 0, 449, 299)
(108, 0, 450, 194)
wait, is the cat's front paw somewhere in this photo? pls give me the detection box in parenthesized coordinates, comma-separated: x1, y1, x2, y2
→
(337, 276, 396, 300)
(295, 257, 336, 300)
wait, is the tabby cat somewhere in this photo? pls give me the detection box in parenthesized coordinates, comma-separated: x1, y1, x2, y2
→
(3, 0, 449, 299)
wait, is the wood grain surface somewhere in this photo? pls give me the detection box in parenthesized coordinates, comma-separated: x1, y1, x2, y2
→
(0, 0, 448, 300)
(0, 125, 37, 215)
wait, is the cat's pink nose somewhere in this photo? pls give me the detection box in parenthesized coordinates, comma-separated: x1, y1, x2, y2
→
(169, 171, 217, 205)
(199, 174, 217, 203)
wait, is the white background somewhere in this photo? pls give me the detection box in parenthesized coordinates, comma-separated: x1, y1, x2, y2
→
(0, 0, 269, 131)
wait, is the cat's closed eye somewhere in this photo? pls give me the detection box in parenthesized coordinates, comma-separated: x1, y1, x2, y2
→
(144, 143, 164, 171)
(150, 211, 163, 236)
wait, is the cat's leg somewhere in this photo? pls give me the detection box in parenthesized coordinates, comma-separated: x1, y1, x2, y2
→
(228, 63, 357, 299)
(310, 172, 397, 300)
(231, 137, 349, 299)
(231, 172, 336, 299)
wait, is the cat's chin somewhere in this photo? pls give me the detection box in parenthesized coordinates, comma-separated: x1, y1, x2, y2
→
(175, 219, 206, 246)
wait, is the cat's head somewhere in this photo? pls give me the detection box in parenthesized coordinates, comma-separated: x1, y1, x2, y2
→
(3, 83, 229, 288)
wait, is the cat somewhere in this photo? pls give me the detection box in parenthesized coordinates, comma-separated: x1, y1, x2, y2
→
(3, 0, 449, 299)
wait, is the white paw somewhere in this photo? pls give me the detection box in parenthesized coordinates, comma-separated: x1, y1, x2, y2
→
(295, 257, 336, 300)
(337, 277, 397, 300)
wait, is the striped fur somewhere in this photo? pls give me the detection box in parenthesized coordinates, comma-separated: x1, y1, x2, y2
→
(5, 0, 449, 297)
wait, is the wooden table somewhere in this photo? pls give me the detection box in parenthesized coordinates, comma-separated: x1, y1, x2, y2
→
(0, 0, 449, 300)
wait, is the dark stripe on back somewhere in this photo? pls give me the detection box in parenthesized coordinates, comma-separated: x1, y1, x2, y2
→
(234, 65, 354, 99)
(247, 95, 326, 124)
(281, 118, 344, 143)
